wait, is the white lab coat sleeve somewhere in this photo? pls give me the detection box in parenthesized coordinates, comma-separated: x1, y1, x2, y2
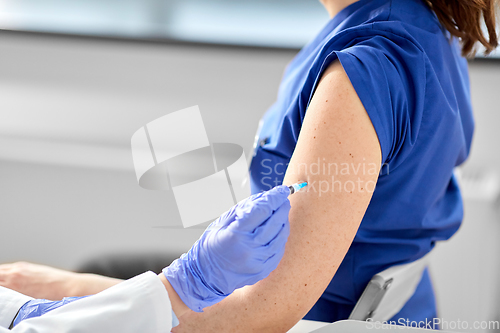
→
(0, 286, 33, 328)
(1, 271, 173, 333)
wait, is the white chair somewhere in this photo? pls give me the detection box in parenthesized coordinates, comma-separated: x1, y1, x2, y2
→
(288, 251, 440, 332)
(349, 251, 432, 322)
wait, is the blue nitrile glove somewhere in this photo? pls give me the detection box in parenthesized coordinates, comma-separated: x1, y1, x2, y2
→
(11, 296, 88, 328)
(163, 185, 291, 312)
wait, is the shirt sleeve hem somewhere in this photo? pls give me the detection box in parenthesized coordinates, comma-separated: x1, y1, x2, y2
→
(335, 50, 392, 164)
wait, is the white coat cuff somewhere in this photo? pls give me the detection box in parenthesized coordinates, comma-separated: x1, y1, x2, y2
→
(0, 287, 33, 328)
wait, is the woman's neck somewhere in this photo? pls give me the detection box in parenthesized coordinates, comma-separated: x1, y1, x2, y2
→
(320, 0, 361, 18)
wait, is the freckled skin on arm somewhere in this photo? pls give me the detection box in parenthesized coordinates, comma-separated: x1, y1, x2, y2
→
(173, 61, 382, 332)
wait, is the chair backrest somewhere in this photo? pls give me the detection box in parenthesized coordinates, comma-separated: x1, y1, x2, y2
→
(348, 252, 432, 322)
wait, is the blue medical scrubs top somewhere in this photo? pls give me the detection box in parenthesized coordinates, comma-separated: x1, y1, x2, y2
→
(249, 0, 474, 324)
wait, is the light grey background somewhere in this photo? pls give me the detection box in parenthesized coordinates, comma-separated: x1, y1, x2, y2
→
(0, 31, 499, 331)
(0, 0, 498, 57)
(0, 0, 328, 48)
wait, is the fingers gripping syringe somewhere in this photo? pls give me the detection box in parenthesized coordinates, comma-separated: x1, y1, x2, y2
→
(288, 182, 308, 195)
(206, 182, 307, 232)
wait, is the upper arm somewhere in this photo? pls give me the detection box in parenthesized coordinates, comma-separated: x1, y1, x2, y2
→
(271, 59, 382, 328)
(175, 60, 382, 332)
(284, 58, 382, 263)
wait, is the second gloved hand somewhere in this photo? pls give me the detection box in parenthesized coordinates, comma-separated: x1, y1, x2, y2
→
(163, 185, 291, 312)
(11, 296, 88, 328)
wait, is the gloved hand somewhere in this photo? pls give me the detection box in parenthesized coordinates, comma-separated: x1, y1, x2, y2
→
(11, 296, 88, 328)
(163, 185, 291, 312)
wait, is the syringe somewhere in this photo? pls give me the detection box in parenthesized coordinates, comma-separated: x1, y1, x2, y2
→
(206, 182, 307, 232)
(287, 182, 308, 195)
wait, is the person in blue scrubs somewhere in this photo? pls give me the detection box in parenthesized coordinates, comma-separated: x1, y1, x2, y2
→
(249, 0, 475, 324)
(245, 0, 495, 327)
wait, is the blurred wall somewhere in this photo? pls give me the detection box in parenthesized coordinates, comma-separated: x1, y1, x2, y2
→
(0, 31, 294, 269)
(0, 31, 499, 331)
